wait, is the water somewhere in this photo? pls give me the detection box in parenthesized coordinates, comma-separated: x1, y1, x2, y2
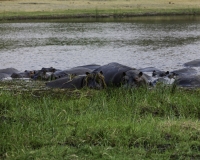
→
(0, 16, 200, 73)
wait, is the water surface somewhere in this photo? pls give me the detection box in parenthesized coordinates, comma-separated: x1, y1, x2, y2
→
(0, 16, 200, 73)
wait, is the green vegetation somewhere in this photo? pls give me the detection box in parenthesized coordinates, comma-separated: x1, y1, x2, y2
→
(1, 80, 200, 159)
(1, 8, 200, 20)
(0, 0, 200, 20)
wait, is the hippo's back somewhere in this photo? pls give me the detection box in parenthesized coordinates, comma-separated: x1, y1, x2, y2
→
(93, 62, 133, 86)
(0, 68, 19, 75)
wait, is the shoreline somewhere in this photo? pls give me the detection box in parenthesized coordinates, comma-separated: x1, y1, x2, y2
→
(0, 0, 200, 21)
(1, 10, 200, 21)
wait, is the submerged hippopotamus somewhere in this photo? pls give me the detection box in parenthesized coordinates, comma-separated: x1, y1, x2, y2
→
(92, 62, 149, 87)
(0, 68, 19, 80)
(184, 59, 200, 67)
(46, 71, 106, 89)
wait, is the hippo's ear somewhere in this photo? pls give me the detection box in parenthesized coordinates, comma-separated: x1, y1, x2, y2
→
(138, 72, 143, 77)
(152, 70, 156, 76)
(86, 72, 90, 75)
(123, 72, 126, 76)
(100, 71, 103, 75)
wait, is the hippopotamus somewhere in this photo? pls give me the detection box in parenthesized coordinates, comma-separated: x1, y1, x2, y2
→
(139, 67, 161, 73)
(73, 64, 101, 70)
(152, 67, 198, 87)
(151, 68, 198, 86)
(168, 67, 200, 88)
(33, 65, 100, 81)
(171, 67, 197, 77)
(51, 67, 93, 80)
(184, 59, 200, 67)
(174, 75, 200, 88)
(92, 62, 149, 87)
(0, 68, 19, 80)
(0, 73, 11, 80)
(152, 70, 170, 78)
(33, 67, 57, 80)
(11, 70, 36, 79)
(46, 71, 106, 89)
(46, 75, 72, 88)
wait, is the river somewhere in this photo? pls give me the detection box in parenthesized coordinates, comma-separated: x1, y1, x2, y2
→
(0, 16, 200, 73)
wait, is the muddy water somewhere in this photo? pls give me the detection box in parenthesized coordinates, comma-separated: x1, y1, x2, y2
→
(0, 16, 200, 73)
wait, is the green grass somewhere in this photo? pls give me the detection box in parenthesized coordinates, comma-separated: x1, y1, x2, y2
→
(1, 8, 200, 21)
(1, 81, 200, 159)
(0, 0, 200, 20)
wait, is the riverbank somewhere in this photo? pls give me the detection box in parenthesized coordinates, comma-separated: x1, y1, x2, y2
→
(1, 80, 200, 159)
(0, 0, 200, 21)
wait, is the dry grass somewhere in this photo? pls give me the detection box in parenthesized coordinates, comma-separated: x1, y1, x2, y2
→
(0, 0, 199, 13)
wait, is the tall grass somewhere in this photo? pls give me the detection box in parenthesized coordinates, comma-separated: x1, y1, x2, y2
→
(1, 82, 200, 159)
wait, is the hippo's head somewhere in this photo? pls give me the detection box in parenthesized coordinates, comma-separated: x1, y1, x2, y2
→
(41, 67, 56, 73)
(11, 70, 36, 78)
(122, 70, 148, 88)
(84, 71, 107, 89)
(152, 70, 169, 77)
(25, 70, 36, 78)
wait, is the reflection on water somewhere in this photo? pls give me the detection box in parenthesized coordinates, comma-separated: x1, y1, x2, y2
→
(0, 16, 200, 74)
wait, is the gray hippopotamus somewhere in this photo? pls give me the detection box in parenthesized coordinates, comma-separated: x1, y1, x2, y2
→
(73, 64, 101, 70)
(50, 67, 93, 80)
(50, 64, 101, 80)
(0, 68, 19, 80)
(151, 68, 197, 86)
(169, 67, 200, 88)
(171, 67, 197, 77)
(92, 62, 149, 87)
(11, 70, 36, 79)
(33, 67, 57, 80)
(46, 71, 106, 89)
(174, 75, 200, 88)
(152, 67, 199, 87)
(184, 59, 200, 67)
(152, 70, 170, 78)
(33, 65, 100, 81)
